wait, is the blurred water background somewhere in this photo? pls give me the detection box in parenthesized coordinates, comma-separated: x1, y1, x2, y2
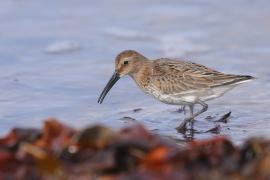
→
(0, 0, 269, 144)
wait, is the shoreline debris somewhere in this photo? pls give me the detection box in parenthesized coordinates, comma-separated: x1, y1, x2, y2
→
(0, 118, 269, 179)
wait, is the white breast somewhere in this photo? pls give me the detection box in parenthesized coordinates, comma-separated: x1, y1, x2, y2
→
(144, 84, 193, 105)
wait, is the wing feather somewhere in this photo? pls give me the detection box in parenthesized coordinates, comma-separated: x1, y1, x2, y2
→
(150, 58, 252, 95)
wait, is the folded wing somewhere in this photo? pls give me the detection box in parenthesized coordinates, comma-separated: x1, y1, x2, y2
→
(151, 59, 253, 95)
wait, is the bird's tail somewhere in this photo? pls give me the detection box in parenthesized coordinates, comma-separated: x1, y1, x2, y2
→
(213, 75, 255, 87)
(228, 75, 256, 86)
(236, 75, 255, 83)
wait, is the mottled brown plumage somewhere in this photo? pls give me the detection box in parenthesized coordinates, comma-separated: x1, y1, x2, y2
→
(98, 50, 254, 133)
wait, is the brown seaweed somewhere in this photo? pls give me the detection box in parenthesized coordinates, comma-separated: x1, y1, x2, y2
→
(0, 118, 270, 179)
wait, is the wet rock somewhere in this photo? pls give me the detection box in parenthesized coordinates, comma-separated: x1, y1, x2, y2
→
(214, 112, 231, 123)
(205, 124, 221, 134)
(133, 108, 142, 113)
(120, 116, 136, 123)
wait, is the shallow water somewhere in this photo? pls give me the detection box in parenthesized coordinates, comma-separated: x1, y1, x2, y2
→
(0, 0, 269, 144)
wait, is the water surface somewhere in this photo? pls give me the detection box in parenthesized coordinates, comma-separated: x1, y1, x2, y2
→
(0, 0, 269, 144)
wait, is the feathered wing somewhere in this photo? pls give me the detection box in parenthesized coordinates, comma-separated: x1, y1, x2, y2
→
(150, 59, 253, 95)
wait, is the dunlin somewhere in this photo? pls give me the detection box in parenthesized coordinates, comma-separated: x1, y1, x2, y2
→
(98, 50, 254, 133)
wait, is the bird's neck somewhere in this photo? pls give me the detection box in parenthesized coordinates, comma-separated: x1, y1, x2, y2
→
(129, 60, 152, 90)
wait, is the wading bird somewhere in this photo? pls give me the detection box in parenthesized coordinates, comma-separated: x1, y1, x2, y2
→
(98, 50, 254, 133)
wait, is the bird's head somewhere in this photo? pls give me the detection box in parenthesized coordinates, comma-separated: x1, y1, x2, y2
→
(115, 50, 146, 77)
(98, 50, 146, 104)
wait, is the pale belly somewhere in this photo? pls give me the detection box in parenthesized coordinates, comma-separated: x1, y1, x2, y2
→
(144, 84, 236, 105)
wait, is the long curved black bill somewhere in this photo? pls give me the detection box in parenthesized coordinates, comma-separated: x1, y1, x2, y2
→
(98, 72, 120, 104)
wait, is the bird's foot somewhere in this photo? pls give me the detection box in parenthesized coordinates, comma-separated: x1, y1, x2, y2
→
(189, 120, 195, 130)
(176, 117, 192, 133)
(176, 106, 186, 114)
(183, 105, 187, 115)
(176, 123, 187, 133)
(176, 116, 197, 134)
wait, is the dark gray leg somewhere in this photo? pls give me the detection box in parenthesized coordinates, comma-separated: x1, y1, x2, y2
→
(180, 105, 187, 115)
(189, 105, 194, 116)
(176, 100, 208, 133)
(188, 104, 195, 128)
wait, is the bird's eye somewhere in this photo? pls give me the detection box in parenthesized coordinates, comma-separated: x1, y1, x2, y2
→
(123, 61, 129, 65)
